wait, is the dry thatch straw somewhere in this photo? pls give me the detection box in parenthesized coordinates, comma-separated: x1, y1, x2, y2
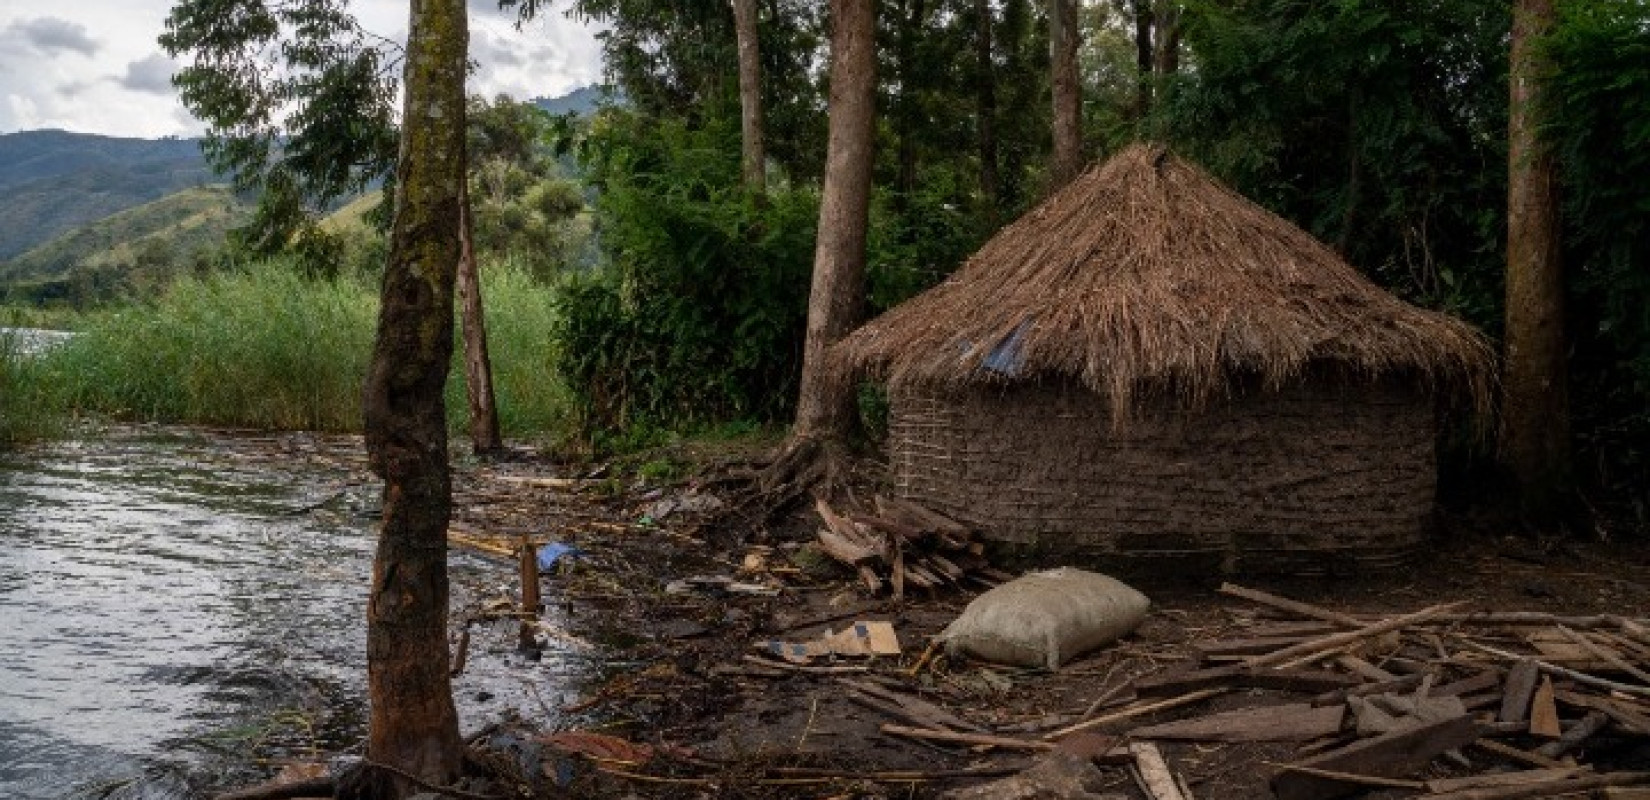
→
(836, 143, 1495, 421)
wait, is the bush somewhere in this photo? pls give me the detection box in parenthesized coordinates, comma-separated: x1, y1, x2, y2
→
(551, 113, 817, 438)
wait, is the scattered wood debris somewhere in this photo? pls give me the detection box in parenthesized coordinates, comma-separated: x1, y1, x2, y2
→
(812, 495, 1008, 598)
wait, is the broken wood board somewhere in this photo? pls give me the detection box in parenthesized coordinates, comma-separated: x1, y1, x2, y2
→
(1131, 702, 1345, 743)
(1528, 675, 1562, 737)
(1270, 714, 1480, 800)
(1129, 742, 1188, 800)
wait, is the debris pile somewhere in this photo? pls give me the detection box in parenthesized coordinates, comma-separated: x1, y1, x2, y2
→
(812, 495, 1011, 598)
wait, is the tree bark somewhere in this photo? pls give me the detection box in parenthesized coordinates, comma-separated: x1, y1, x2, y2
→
(456, 179, 502, 454)
(792, 0, 877, 445)
(975, 0, 999, 218)
(1152, 2, 1181, 77)
(1132, 0, 1152, 116)
(1502, 0, 1570, 514)
(732, 0, 766, 193)
(1049, 0, 1082, 189)
(357, 0, 467, 794)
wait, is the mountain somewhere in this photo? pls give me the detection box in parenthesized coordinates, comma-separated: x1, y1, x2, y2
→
(530, 85, 612, 117)
(0, 130, 216, 260)
(0, 186, 253, 304)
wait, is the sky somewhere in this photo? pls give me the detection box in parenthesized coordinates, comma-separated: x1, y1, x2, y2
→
(0, 0, 605, 138)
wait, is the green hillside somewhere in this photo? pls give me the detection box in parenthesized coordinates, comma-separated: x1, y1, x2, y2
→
(0, 186, 253, 304)
(0, 130, 215, 260)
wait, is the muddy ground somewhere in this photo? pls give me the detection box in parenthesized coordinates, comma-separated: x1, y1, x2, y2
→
(226, 430, 1650, 799)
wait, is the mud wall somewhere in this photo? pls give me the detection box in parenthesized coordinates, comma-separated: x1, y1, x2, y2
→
(888, 380, 1436, 572)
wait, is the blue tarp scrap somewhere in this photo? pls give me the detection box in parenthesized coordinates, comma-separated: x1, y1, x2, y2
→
(537, 542, 582, 570)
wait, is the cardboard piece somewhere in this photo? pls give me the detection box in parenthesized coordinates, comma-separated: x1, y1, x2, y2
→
(762, 620, 902, 663)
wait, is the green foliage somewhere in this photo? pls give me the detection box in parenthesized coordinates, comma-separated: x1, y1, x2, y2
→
(550, 113, 817, 438)
(161, 0, 398, 263)
(468, 96, 595, 280)
(1546, 0, 1650, 509)
(1159, 0, 1509, 324)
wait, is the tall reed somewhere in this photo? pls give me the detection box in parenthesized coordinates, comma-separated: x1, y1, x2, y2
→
(41, 257, 575, 442)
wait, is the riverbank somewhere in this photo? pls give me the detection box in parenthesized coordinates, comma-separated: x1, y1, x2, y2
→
(228, 431, 1650, 799)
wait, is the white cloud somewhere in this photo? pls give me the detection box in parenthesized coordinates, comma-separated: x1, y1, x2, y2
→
(2, 17, 101, 57)
(120, 53, 177, 95)
(0, 0, 604, 138)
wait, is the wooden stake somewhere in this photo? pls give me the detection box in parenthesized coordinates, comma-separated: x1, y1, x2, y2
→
(1244, 602, 1466, 669)
(1130, 742, 1189, 800)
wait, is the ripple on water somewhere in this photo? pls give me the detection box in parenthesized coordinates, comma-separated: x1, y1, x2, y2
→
(0, 429, 376, 799)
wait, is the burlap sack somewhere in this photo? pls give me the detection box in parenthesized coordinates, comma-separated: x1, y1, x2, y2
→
(939, 567, 1149, 670)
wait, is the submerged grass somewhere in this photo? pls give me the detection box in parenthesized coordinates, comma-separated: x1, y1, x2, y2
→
(39, 257, 575, 442)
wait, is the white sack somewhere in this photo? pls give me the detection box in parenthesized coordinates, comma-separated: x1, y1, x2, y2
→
(939, 567, 1149, 670)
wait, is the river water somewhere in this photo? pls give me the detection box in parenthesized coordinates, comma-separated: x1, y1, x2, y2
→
(0, 427, 566, 799)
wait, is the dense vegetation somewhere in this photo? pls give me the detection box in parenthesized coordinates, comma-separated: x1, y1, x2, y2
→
(5, 0, 1647, 528)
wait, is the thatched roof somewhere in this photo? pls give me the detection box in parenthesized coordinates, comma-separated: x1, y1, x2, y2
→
(836, 143, 1494, 416)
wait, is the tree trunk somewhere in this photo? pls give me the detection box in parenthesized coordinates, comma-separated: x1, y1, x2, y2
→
(1502, 0, 1570, 515)
(456, 179, 502, 454)
(975, 0, 999, 219)
(791, 0, 877, 446)
(356, 0, 467, 794)
(1132, 0, 1152, 117)
(1049, 0, 1082, 189)
(1152, 2, 1181, 77)
(732, 0, 766, 192)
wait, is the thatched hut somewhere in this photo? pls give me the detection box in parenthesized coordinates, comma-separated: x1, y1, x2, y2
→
(836, 144, 1493, 572)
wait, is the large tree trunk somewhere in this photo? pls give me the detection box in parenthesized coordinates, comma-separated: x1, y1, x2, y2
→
(1502, 0, 1570, 515)
(975, 0, 999, 219)
(1049, 0, 1082, 189)
(356, 0, 466, 794)
(732, 0, 766, 192)
(456, 180, 502, 454)
(791, 0, 877, 447)
(1132, 0, 1152, 116)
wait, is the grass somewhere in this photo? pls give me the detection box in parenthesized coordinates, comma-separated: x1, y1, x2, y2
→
(0, 331, 62, 446)
(34, 257, 577, 442)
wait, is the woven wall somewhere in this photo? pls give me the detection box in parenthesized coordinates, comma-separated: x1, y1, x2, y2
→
(888, 380, 1436, 572)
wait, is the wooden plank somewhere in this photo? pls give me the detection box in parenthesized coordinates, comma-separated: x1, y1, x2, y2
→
(1470, 738, 1570, 769)
(1218, 583, 1364, 627)
(1270, 714, 1480, 800)
(1557, 624, 1650, 684)
(1553, 688, 1650, 735)
(1240, 669, 1363, 694)
(1435, 670, 1503, 698)
(1133, 665, 1243, 696)
(1245, 603, 1466, 670)
(1422, 770, 1650, 800)
(1425, 766, 1591, 794)
(880, 724, 1054, 751)
(1045, 688, 1227, 740)
(1131, 702, 1344, 743)
(1528, 676, 1562, 737)
(1129, 742, 1189, 800)
(1336, 654, 1398, 682)
(1191, 635, 1320, 659)
(1500, 660, 1541, 723)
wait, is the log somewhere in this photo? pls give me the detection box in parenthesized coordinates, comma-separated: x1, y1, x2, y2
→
(1422, 771, 1650, 800)
(1129, 742, 1189, 800)
(1499, 660, 1541, 723)
(1469, 738, 1570, 769)
(1533, 710, 1609, 759)
(1131, 702, 1345, 743)
(1424, 766, 1591, 793)
(1270, 714, 1480, 800)
(1218, 583, 1364, 627)
(1553, 688, 1650, 735)
(880, 724, 1055, 751)
(1461, 640, 1650, 698)
(1044, 688, 1227, 740)
(816, 528, 877, 566)
(214, 778, 336, 800)
(1245, 603, 1466, 669)
(1557, 624, 1650, 685)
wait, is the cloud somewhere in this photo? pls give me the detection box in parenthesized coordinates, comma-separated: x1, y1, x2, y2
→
(120, 53, 176, 94)
(3, 17, 100, 57)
